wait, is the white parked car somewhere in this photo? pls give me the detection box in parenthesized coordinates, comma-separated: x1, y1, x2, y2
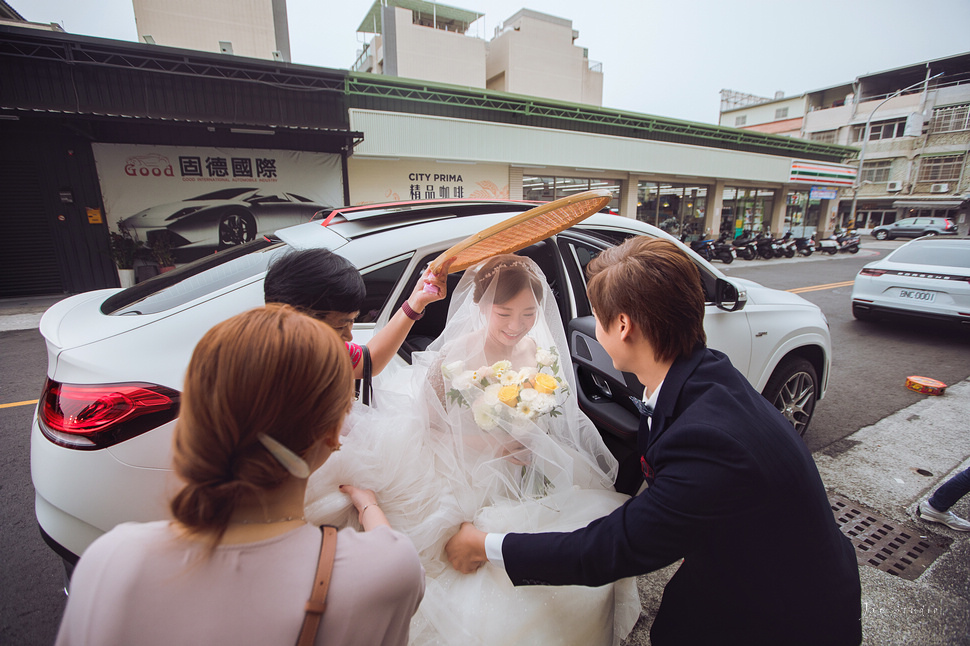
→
(32, 199, 831, 574)
(851, 236, 970, 324)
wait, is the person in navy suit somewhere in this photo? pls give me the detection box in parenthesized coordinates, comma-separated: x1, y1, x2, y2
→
(445, 237, 862, 646)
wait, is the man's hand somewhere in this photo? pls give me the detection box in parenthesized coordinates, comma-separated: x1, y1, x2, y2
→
(445, 522, 489, 574)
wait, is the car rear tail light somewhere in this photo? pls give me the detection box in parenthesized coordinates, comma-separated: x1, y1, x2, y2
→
(860, 268, 886, 277)
(38, 379, 180, 450)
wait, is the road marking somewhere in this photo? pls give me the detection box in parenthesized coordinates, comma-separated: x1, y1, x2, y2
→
(0, 399, 38, 409)
(788, 280, 856, 294)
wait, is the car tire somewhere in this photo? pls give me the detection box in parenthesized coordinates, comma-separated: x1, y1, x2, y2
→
(218, 211, 256, 248)
(852, 302, 875, 322)
(874, 230, 888, 240)
(762, 356, 818, 437)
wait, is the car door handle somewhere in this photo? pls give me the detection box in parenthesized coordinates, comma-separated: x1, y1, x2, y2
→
(590, 373, 612, 399)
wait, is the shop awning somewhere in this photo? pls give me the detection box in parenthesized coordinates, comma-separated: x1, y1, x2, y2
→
(893, 199, 966, 208)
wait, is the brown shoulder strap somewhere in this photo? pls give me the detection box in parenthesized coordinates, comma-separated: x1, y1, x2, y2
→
(297, 525, 337, 646)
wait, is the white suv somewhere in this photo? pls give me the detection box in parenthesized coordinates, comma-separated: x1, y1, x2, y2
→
(32, 200, 831, 572)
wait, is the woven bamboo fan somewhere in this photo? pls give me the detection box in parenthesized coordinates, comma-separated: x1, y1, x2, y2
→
(427, 189, 612, 276)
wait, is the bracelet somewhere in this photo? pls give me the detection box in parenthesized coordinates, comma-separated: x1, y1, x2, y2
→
(360, 503, 379, 515)
(401, 301, 424, 321)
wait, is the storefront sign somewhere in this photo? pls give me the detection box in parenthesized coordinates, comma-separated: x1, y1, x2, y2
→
(349, 158, 509, 204)
(789, 160, 856, 187)
(92, 143, 343, 257)
(809, 186, 839, 200)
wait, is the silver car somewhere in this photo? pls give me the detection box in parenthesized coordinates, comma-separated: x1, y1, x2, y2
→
(851, 237, 970, 324)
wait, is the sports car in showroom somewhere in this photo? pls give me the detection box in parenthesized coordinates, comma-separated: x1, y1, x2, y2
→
(121, 187, 327, 250)
(33, 198, 831, 576)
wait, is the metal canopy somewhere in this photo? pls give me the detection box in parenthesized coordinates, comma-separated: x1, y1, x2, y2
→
(356, 0, 483, 34)
(346, 73, 858, 163)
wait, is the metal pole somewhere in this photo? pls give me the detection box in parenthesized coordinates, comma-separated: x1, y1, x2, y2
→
(847, 73, 944, 232)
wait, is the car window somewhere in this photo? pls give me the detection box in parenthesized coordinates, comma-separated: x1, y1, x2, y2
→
(357, 256, 412, 323)
(191, 188, 255, 200)
(895, 219, 913, 226)
(561, 230, 717, 304)
(888, 243, 970, 268)
(102, 238, 284, 315)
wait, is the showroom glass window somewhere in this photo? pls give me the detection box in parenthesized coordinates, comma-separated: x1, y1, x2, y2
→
(521, 176, 620, 212)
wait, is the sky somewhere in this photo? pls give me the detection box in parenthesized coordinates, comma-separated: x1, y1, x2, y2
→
(16, 0, 970, 125)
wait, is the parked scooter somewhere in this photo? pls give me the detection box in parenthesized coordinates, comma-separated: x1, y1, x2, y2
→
(775, 232, 797, 258)
(832, 229, 861, 254)
(727, 230, 757, 260)
(682, 234, 735, 264)
(813, 232, 838, 255)
(753, 232, 779, 259)
(790, 232, 814, 257)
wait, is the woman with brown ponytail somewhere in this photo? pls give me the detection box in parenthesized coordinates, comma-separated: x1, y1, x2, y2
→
(56, 304, 425, 646)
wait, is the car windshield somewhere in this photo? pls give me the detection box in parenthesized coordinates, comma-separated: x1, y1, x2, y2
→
(190, 188, 256, 200)
(889, 242, 970, 269)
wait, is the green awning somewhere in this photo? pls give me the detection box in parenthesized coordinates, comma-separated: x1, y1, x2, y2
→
(356, 0, 483, 34)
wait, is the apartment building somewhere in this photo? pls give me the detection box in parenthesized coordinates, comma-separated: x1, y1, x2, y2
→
(720, 52, 970, 235)
(352, 0, 603, 105)
(132, 0, 290, 61)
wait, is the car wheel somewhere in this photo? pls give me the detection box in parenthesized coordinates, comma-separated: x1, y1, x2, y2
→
(852, 302, 875, 322)
(218, 211, 256, 248)
(874, 230, 888, 240)
(763, 357, 817, 437)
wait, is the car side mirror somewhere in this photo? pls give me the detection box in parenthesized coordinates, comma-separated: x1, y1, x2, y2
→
(715, 278, 746, 312)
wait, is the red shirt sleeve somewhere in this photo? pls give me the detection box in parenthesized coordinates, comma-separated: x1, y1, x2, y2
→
(346, 342, 363, 368)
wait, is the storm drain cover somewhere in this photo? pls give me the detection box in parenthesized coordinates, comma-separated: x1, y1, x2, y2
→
(828, 493, 951, 581)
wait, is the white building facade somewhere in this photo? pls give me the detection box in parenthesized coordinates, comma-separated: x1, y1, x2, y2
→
(720, 53, 970, 236)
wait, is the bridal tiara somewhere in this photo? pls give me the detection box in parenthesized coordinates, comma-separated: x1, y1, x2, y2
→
(477, 259, 536, 282)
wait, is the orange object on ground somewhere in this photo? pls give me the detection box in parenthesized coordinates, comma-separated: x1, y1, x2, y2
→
(905, 376, 947, 396)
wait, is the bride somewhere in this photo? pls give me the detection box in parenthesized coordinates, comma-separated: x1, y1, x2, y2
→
(305, 255, 640, 646)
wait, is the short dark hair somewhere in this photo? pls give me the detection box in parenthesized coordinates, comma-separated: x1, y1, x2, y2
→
(586, 237, 705, 363)
(264, 248, 365, 315)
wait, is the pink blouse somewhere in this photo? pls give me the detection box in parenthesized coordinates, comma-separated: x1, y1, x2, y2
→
(56, 522, 424, 646)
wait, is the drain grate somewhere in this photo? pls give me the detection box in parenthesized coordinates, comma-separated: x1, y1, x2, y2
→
(828, 493, 951, 581)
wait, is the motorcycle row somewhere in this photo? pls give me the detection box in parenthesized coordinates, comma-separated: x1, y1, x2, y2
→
(681, 229, 860, 263)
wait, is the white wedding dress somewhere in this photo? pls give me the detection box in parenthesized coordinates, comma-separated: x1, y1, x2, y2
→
(305, 258, 640, 646)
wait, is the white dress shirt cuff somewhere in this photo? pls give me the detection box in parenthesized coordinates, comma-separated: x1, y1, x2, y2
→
(484, 532, 507, 566)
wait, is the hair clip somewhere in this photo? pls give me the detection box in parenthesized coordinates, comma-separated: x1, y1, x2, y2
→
(257, 433, 310, 479)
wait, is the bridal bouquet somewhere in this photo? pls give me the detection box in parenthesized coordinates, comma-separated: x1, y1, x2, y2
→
(442, 346, 570, 432)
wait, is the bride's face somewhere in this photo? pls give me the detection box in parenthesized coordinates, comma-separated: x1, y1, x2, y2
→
(485, 287, 538, 348)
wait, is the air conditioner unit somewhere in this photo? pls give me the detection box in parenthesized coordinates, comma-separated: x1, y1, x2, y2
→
(886, 181, 902, 192)
(930, 183, 949, 193)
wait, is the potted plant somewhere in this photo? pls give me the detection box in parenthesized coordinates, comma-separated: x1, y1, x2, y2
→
(109, 221, 142, 287)
(149, 232, 176, 273)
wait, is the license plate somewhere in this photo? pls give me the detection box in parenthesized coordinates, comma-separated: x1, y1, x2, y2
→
(898, 289, 936, 303)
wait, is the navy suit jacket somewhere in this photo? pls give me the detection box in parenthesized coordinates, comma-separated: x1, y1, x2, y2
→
(503, 346, 862, 646)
